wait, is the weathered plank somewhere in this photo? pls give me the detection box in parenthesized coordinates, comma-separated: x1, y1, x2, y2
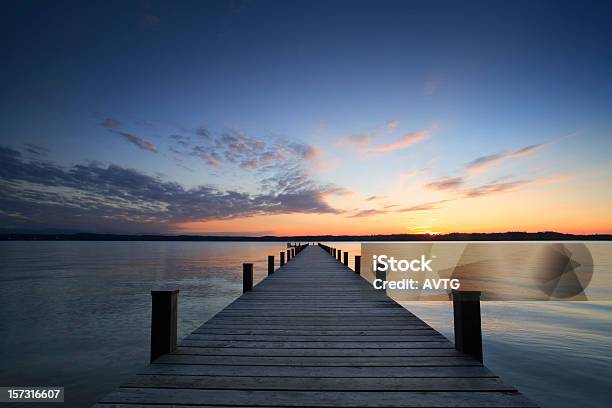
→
(179, 340, 454, 348)
(153, 354, 481, 366)
(172, 346, 464, 357)
(193, 327, 434, 335)
(99, 388, 536, 407)
(141, 363, 496, 378)
(185, 333, 445, 341)
(125, 375, 516, 391)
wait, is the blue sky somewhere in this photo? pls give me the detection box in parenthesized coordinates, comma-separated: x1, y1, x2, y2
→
(1, 0, 611, 234)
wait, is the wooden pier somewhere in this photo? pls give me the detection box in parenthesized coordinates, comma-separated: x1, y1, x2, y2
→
(96, 244, 535, 407)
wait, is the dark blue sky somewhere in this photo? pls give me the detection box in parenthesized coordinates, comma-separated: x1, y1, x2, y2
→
(1, 1, 611, 234)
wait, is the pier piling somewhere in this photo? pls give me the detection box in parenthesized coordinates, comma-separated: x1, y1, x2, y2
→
(374, 259, 385, 290)
(267, 255, 274, 275)
(452, 290, 483, 363)
(243, 263, 253, 293)
(150, 289, 178, 363)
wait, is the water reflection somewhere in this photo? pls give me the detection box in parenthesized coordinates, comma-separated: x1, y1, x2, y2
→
(404, 301, 612, 407)
(0, 241, 287, 407)
(0, 241, 610, 407)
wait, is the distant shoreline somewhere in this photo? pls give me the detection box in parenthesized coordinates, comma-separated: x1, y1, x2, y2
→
(1, 231, 611, 241)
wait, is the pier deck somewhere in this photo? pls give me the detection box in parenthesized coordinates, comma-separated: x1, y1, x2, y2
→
(97, 245, 535, 407)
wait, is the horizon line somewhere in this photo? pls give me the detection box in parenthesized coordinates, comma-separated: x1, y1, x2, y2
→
(2, 231, 611, 241)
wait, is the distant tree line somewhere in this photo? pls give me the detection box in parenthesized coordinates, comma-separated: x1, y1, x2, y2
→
(1, 231, 610, 241)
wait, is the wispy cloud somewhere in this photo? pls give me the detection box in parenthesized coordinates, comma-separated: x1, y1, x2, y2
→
(348, 198, 451, 218)
(289, 143, 320, 162)
(365, 195, 386, 201)
(341, 169, 568, 219)
(464, 179, 533, 197)
(336, 119, 402, 148)
(464, 174, 568, 198)
(366, 130, 431, 153)
(117, 132, 158, 153)
(99, 116, 158, 153)
(192, 146, 221, 166)
(348, 208, 386, 218)
(510, 144, 543, 158)
(397, 200, 450, 212)
(465, 143, 544, 173)
(424, 176, 465, 191)
(168, 127, 320, 171)
(23, 143, 49, 156)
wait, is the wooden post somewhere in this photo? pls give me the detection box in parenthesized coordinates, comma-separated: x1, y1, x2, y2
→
(243, 263, 253, 293)
(337, 250, 341, 261)
(287, 249, 291, 261)
(292, 248, 295, 258)
(375, 260, 385, 290)
(150, 289, 178, 363)
(355, 255, 361, 274)
(268, 255, 274, 275)
(343, 251, 348, 266)
(280, 251, 285, 266)
(452, 290, 483, 363)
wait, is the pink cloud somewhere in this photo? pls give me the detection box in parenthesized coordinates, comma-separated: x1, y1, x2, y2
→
(367, 130, 431, 153)
(240, 160, 257, 169)
(260, 151, 284, 165)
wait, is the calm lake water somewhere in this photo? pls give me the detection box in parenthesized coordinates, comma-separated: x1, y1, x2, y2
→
(0, 241, 610, 407)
